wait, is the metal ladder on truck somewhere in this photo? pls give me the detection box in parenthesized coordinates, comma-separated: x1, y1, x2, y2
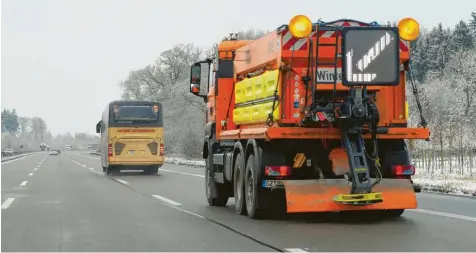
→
(312, 21, 383, 205)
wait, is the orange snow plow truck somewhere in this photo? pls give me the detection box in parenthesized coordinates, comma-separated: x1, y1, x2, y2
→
(188, 15, 430, 219)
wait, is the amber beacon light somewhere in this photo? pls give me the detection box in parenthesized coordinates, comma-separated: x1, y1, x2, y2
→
(398, 17, 420, 41)
(288, 15, 313, 39)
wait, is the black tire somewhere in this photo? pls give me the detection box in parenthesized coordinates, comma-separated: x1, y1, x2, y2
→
(205, 158, 228, 206)
(105, 166, 114, 175)
(233, 153, 247, 215)
(384, 209, 405, 218)
(245, 153, 265, 219)
(148, 166, 159, 175)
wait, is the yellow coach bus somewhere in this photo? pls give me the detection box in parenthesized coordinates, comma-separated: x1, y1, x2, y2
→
(96, 100, 164, 175)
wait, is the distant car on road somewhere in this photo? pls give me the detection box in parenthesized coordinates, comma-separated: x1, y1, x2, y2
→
(50, 150, 59, 156)
(4, 149, 14, 156)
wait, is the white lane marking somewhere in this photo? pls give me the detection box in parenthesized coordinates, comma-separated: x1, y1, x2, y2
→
(2, 198, 15, 209)
(20, 181, 28, 186)
(152, 195, 182, 206)
(82, 164, 87, 167)
(33, 168, 38, 171)
(166, 204, 205, 219)
(284, 249, 309, 252)
(161, 169, 205, 178)
(116, 179, 129, 185)
(89, 167, 95, 171)
(81, 154, 100, 160)
(410, 208, 476, 222)
(28, 173, 34, 176)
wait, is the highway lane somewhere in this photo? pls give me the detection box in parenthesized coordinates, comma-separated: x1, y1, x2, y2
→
(1, 153, 48, 204)
(72, 152, 476, 252)
(1, 152, 276, 252)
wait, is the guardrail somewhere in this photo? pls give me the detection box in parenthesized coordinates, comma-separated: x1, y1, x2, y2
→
(1, 150, 35, 158)
(1, 151, 38, 162)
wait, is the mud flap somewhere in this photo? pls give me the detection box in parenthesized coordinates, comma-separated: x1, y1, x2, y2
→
(282, 178, 417, 213)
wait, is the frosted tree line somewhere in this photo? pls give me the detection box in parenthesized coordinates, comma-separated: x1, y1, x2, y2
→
(119, 14, 476, 177)
(1, 108, 99, 152)
(407, 12, 476, 177)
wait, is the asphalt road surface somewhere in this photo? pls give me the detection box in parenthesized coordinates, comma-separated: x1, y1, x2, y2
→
(2, 151, 476, 252)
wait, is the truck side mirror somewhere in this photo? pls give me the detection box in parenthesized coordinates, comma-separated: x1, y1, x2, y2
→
(190, 64, 203, 96)
(96, 121, 101, 134)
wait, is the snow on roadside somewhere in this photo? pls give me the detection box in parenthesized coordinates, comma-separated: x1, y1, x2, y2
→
(165, 157, 205, 168)
(413, 177, 476, 196)
(412, 170, 476, 196)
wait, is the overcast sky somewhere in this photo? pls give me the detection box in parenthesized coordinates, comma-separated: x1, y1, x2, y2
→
(1, 0, 474, 135)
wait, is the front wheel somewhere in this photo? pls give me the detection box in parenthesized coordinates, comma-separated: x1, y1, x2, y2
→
(205, 158, 228, 206)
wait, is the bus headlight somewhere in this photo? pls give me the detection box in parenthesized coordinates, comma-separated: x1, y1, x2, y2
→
(288, 15, 313, 39)
(398, 17, 420, 41)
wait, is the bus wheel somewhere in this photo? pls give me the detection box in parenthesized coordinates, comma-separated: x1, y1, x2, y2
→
(148, 166, 159, 175)
(102, 167, 106, 173)
(105, 166, 113, 175)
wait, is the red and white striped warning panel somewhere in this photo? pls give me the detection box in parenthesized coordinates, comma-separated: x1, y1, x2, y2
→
(281, 20, 409, 52)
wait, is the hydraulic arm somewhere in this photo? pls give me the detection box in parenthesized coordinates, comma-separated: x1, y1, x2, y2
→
(334, 87, 383, 205)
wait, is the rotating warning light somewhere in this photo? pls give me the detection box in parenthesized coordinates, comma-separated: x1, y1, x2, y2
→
(288, 15, 312, 39)
(398, 18, 420, 41)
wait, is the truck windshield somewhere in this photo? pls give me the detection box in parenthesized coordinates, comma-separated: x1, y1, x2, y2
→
(113, 105, 158, 123)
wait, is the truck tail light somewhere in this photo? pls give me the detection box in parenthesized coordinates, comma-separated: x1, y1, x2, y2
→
(265, 166, 292, 176)
(392, 165, 415, 176)
(108, 144, 113, 157)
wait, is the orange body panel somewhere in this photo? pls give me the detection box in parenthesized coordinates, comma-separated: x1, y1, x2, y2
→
(234, 32, 282, 76)
(283, 179, 417, 213)
(210, 23, 429, 142)
(218, 127, 430, 140)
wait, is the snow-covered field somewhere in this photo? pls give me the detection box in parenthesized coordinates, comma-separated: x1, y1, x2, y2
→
(164, 156, 476, 197)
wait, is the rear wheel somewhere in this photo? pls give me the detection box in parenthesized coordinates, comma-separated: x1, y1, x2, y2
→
(105, 166, 115, 175)
(245, 153, 266, 219)
(233, 153, 247, 215)
(148, 166, 159, 175)
(384, 209, 405, 218)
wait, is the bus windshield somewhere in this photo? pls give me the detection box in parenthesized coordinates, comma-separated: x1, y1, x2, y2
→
(113, 105, 158, 123)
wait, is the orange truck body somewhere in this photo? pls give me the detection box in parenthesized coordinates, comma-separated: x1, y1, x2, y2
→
(190, 17, 430, 219)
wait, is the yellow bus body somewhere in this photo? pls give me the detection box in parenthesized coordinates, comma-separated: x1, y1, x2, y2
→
(107, 127, 164, 166)
(97, 100, 164, 174)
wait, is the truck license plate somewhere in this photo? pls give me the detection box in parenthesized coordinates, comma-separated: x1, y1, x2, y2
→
(262, 180, 284, 188)
(129, 150, 134, 154)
